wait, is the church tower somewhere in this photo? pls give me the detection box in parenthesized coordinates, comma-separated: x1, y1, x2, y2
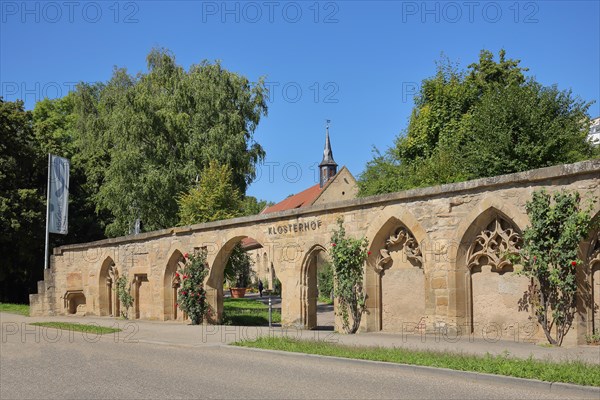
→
(319, 121, 338, 188)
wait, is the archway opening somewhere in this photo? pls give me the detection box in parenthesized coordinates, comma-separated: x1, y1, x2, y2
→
(98, 257, 118, 317)
(163, 250, 185, 321)
(586, 226, 600, 337)
(301, 245, 334, 330)
(208, 236, 280, 326)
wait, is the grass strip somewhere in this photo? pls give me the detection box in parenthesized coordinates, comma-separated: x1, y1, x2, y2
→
(30, 322, 121, 335)
(0, 303, 30, 316)
(235, 336, 600, 387)
(223, 298, 281, 325)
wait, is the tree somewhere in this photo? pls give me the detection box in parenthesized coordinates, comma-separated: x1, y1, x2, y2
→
(514, 190, 596, 346)
(74, 48, 268, 236)
(329, 218, 369, 334)
(462, 82, 593, 178)
(358, 49, 596, 196)
(32, 95, 107, 244)
(240, 196, 273, 216)
(177, 160, 242, 225)
(0, 99, 45, 302)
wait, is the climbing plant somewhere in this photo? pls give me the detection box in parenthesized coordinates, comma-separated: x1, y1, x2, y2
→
(514, 189, 596, 346)
(116, 275, 134, 319)
(177, 250, 210, 325)
(329, 218, 369, 334)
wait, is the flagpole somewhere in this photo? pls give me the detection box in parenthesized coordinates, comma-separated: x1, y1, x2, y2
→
(44, 154, 51, 270)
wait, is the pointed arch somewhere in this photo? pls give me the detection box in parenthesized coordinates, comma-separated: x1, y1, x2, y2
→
(206, 232, 268, 323)
(364, 212, 427, 332)
(300, 244, 328, 329)
(98, 256, 118, 316)
(578, 209, 600, 342)
(454, 202, 528, 336)
(163, 249, 185, 321)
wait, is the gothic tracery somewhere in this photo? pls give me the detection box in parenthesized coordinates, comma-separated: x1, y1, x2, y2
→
(467, 217, 521, 272)
(375, 226, 423, 273)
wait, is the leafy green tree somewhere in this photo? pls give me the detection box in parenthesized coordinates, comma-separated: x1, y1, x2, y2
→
(359, 50, 596, 196)
(513, 190, 596, 346)
(462, 82, 593, 178)
(329, 218, 369, 334)
(74, 48, 268, 236)
(177, 161, 242, 225)
(32, 95, 107, 244)
(0, 99, 45, 302)
(240, 196, 273, 216)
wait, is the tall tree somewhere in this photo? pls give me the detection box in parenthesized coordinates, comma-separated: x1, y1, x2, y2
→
(75, 48, 268, 236)
(33, 95, 107, 244)
(177, 160, 242, 225)
(358, 50, 596, 196)
(0, 99, 45, 302)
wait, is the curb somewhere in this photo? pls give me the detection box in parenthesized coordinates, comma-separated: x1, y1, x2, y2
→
(227, 345, 600, 398)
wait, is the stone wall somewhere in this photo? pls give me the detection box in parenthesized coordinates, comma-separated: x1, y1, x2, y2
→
(30, 160, 600, 344)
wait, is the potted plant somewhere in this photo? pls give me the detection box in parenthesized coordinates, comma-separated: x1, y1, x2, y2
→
(225, 243, 254, 298)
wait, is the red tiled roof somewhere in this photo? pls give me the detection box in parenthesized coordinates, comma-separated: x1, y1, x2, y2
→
(261, 183, 323, 214)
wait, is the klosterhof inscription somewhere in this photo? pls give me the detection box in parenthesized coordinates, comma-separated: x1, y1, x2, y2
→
(267, 219, 322, 235)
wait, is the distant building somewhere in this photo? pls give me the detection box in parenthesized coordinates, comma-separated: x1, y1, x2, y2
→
(243, 125, 358, 288)
(589, 117, 600, 146)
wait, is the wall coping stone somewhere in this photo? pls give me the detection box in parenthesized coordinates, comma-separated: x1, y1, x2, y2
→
(53, 159, 600, 254)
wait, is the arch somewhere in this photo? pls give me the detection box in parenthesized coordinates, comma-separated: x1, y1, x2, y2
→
(163, 250, 185, 321)
(454, 196, 529, 260)
(207, 232, 269, 323)
(300, 244, 328, 329)
(262, 251, 270, 288)
(455, 204, 528, 338)
(98, 256, 118, 316)
(578, 209, 600, 342)
(364, 213, 427, 333)
(589, 230, 600, 335)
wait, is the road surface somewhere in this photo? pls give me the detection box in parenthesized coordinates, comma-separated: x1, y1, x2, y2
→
(1, 322, 595, 399)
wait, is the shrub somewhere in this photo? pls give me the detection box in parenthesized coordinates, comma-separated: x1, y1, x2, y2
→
(329, 217, 369, 334)
(177, 250, 210, 325)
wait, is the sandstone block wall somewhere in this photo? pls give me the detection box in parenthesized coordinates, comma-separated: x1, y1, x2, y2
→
(31, 160, 600, 344)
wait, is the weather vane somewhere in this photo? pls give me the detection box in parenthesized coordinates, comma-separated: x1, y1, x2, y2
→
(326, 119, 331, 130)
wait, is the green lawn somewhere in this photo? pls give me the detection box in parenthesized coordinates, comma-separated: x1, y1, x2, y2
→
(0, 303, 30, 316)
(30, 322, 121, 335)
(235, 336, 600, 387)
(223, 298, 281, 326)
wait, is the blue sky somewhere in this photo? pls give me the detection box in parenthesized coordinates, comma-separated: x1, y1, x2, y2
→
(2, 1, 599, 203)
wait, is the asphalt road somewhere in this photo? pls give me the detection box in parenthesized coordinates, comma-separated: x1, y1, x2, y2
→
(1, 324, 595, 400)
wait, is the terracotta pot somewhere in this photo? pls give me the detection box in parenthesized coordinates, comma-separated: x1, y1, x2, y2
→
(230, 288, 247, 298)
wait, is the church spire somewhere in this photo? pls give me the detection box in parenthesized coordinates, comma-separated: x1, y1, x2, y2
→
(319, 120, 338, 187)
